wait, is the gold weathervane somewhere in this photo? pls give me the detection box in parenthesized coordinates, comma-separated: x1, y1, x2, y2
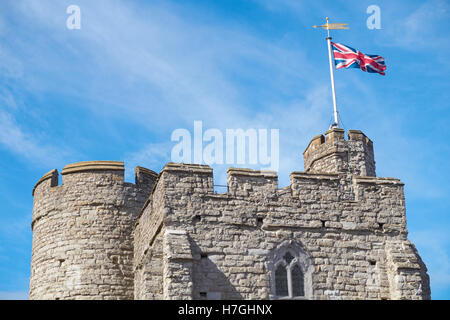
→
(313, 17, 349, 30)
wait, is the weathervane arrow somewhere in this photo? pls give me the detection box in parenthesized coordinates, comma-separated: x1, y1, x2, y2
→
(314, 17, 349, 128)
(313, 23, 349, 30)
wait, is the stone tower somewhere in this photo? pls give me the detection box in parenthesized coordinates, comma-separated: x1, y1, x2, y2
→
(30, 130, 431, 300)
(303, 128, 375, 176)
(29, 161, 157, 299)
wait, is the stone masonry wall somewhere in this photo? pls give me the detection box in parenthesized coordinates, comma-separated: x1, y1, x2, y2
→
(133, 169, 168, 300)
(30, 161, 156, 300)
(134, 129, 429, 300)
(134, 163, 214, 299)
(31, 129, 430, 300)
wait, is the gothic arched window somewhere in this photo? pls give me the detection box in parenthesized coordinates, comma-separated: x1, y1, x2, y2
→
(274, 251, 305, 299)
(291, 264, 304, 297)
(268, 241, 313, 300)
(275, 264, 288, 296)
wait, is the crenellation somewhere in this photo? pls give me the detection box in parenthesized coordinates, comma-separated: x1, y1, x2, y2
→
(304, 128, 376, 177)
(30, 130, 430, 300)
(32, 169, 59, 196)
(227, 168, 278, 198)
(325, 127, 345, 142)
(30, 161, 157, 300)
(135, 166, 158, 195)
(159, 163, 214, 196)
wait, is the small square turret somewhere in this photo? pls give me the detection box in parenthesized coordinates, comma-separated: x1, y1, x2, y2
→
(303, 128, 376, 176)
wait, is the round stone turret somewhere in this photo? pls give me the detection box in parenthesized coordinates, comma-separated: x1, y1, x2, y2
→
(30, 161, 157, 300)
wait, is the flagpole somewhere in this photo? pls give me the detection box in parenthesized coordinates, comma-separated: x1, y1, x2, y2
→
(313, 18, 348, 128)
(326, 17, 339, 128)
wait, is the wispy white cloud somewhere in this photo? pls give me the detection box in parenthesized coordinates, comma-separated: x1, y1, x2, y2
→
(3, 0, 448, 195)
(7, 0, 315, 131)
(0, 109, 73, 168)
(384, 0, 450, 49)
(0, 0, 448, 299)
(6, 0, 326, 183)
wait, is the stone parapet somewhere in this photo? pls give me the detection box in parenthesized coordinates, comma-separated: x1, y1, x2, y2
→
(30, 161, 157, 300)
(303, 128, 376, 177)
(61, 161, 124, 175)
(227, 168, 278, 198)
(30, 128, 430, 300)
(32, 169, 59, 196)
(132, 161, 428, 300)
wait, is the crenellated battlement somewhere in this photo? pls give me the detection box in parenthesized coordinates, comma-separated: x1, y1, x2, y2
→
(32, 169, 58, 196)
(30, 161, 158, 300)
(131, 129, 429, 300)
(32, 161, 158, 197)
(30, 130, 430, 301)
(303, 128, 376, 176)
(136, 162, 407, 235)
(150, 161, 395, 207)
(227, 168, 278, 197)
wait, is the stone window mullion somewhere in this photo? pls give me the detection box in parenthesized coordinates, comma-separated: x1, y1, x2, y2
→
(287, 264, 293, 298)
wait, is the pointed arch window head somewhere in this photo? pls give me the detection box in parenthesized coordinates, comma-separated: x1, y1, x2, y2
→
(284, 252, 294, 264)
(268, 241, 313, 300)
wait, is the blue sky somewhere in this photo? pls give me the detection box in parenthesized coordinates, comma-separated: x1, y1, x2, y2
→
(0, 0, 449, 299)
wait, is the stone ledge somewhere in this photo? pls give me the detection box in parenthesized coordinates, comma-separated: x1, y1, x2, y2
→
(61, 161, 124, 175)
(204, 193, 230, 199)
(290, 171, 339, 180)
(161, 162, 213, 174)
(165, 229, 188, 235)
(354, 176, 404, 185)
(227, 167, 277, 178)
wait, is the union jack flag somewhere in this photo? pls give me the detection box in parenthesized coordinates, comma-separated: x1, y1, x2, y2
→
(331, 42, 386, 75)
